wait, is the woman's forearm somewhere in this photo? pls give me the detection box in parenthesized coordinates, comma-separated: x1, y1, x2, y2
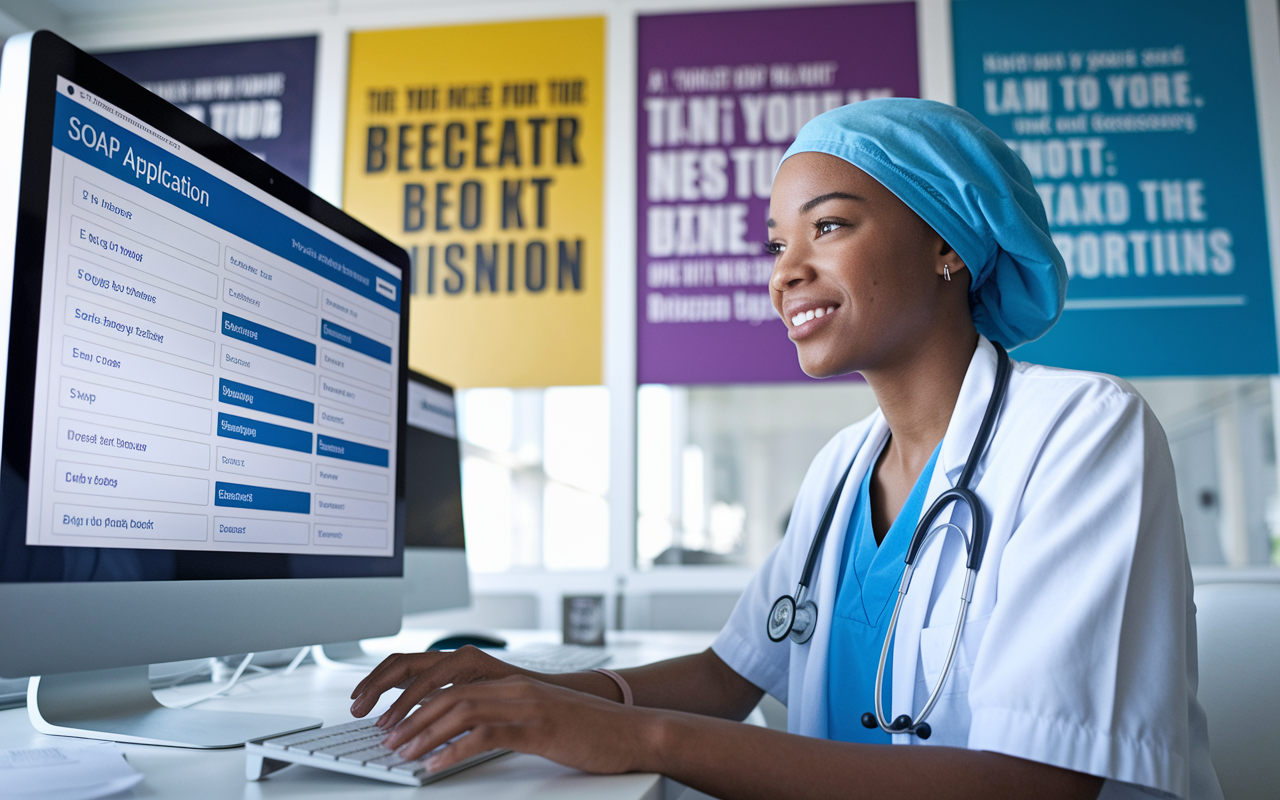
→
(358, 648, 1100, 799)
(542, 648, 764, 720)
(640, 710, 1103, 800)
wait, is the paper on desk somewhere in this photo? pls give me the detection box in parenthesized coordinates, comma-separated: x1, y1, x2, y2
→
(0, 741, 143, 800)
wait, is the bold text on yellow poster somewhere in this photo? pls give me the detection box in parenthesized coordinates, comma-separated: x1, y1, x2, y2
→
(344, 17, 604, 387)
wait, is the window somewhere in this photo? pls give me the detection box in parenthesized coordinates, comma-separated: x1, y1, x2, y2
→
(636, 378, 1280, 570)
(458, 386, 610, 572)
(1134, 377, 1277, 566)
(637, 381, 879, 569)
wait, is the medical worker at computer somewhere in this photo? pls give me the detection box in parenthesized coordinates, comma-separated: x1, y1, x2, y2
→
(351, 100, 1222, 799)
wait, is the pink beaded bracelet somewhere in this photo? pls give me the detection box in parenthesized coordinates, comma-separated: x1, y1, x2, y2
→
(593, 668, 633, 706)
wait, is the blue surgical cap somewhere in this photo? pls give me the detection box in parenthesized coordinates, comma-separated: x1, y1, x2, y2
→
(781, 98, 1066, 348)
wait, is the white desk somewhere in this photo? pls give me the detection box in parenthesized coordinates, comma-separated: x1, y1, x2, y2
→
(0, 628, 716, 799)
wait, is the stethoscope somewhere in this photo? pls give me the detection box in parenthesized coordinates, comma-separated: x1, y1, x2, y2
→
(766, 342, 1011, 740)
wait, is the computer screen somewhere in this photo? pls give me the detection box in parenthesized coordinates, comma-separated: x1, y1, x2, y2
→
(4, 52, 404, 578)
(402, 370, 470, 614)
(0, 33, 408, 744)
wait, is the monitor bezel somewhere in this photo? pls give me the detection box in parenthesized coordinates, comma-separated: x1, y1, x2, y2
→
(407, 369, 454, 399)
(0, 31, 409, 677)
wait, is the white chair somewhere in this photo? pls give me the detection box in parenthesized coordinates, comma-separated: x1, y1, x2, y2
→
(1194, 579, 1280, 799)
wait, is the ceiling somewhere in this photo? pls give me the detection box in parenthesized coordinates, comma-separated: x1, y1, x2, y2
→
(0, 0, 341, 38)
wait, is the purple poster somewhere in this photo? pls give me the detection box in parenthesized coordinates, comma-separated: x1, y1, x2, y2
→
(96, 37, 317, 187)
(637, 4, 919, 384)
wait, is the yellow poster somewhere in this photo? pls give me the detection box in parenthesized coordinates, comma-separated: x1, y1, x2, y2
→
(344, 17, 605, 387)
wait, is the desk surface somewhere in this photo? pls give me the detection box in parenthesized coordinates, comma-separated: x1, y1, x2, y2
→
(0, 627, 717, 799)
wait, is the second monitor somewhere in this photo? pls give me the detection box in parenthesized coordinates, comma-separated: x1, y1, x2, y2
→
(402, 370, 470, 615)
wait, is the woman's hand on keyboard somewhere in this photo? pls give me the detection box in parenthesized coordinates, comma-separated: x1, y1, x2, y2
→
(349, 647, 528, 721)
(375, 674, 655, 775)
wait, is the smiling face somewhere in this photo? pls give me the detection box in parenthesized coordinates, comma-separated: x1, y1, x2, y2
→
(767, 152, 970, 379)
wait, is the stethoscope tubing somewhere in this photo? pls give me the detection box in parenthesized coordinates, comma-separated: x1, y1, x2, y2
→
(767, 341, 1012, 736)
(872, 535, 977, 738)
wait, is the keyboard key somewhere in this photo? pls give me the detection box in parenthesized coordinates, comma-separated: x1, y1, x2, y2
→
(365, 753, 412, 769)
(318, 736, 386, 758)
(338, 745, 396, 766)
(287, 739, 347, 756)
(265, 719, 372, 749)
(279, 736, 340, 753)
(263, 730, 334, 749)
(246, 718, 507, 785)
(316, 730, 379, 748)
(323, 719, 377, 734)
(390, 760, 429, 776)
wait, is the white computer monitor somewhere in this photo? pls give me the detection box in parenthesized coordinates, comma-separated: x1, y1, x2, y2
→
(0, 31, 409, 748)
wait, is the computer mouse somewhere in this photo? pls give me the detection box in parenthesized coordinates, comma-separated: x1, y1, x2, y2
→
(426, 632, 508, 651)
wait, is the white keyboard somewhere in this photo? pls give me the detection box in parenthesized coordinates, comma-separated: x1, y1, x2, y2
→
(497, 643, 611, 673)
(246, 718, 507, 786)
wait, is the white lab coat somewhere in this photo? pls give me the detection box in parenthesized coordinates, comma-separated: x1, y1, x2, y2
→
(713, 337, 1222, 799)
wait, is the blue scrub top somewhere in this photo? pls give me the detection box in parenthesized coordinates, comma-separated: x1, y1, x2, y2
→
(826, 441, 941, 743)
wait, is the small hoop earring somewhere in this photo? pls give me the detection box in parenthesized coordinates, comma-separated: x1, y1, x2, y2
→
(943, 265, 951, 282)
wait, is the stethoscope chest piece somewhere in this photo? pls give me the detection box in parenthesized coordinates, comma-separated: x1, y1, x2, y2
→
(766, 595, 795, 642)
(767, 593, 816, 644)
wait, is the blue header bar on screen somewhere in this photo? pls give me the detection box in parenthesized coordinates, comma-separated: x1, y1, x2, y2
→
(53, 91, 402, 313)
(321, 319, 392, 364)
(222, 312, 317, 364)
(219, 378, 315, 423)
(215, 481, 311, 514)
(316, 435, 389, 467)
(217, 412, 312, 454)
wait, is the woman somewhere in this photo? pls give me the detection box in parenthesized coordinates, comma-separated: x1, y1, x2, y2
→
(350, 100, 1221, 799)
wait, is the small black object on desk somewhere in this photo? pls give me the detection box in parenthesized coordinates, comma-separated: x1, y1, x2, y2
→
(427, 633, 508, 651)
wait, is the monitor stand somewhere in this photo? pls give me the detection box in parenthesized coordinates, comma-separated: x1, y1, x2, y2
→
(314, 641, 383, 670)
(28, 666, 321, 749)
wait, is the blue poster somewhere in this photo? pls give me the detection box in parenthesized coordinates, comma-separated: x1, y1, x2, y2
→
(96, 37, 317, 188)
(954, 0, 1277, 376)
